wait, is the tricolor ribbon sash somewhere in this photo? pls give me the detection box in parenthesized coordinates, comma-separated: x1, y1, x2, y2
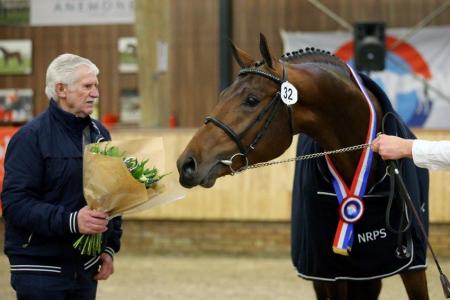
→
(326, 65, 377, 256)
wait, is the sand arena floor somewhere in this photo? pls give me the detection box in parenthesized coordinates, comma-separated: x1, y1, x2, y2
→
(1, 254, 450, 299)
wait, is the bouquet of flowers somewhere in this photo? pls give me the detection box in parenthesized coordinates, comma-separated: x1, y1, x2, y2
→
(73, 138, 184, 256)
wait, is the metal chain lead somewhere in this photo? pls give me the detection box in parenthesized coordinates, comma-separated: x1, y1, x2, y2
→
(232, 142, 372, 175)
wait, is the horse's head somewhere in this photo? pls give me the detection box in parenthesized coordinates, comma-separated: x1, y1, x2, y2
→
(178, 34, 382, 188)
(177, 34, 294, 188)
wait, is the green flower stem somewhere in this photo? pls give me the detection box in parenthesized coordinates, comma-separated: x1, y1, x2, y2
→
(73, 233, 102, 256)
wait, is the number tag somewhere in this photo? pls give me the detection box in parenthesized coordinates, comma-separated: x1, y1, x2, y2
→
(280, 81, 298, 105)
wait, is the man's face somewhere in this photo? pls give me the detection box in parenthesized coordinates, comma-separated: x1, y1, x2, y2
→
(57, 65, 99, 118)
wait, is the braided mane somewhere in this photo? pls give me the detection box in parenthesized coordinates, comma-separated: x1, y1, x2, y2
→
(280, 47, 347, 69)
(250, 47, 347, 73)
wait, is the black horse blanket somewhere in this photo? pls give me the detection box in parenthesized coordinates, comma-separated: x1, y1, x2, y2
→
(291, 73, 429, 280)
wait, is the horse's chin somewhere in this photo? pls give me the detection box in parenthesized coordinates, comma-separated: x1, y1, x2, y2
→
(198, 163, 224, 188)
(179, 161, 224, 189)
(199, 176, 217, 188)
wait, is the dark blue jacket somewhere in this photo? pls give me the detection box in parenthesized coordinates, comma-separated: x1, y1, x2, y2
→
(2, 100, 122, 276)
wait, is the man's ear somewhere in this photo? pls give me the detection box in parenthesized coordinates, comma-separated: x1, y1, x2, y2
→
(55, 83, 67, 99)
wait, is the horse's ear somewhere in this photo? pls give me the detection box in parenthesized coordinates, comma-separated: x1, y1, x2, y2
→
(259, 33, 273, 69)
(230, 40, 255, 68)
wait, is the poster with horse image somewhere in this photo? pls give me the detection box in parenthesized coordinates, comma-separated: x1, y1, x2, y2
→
(118, 36, 138, 73)
(0, 39, 32, 75)
(0, 89, 33, 123)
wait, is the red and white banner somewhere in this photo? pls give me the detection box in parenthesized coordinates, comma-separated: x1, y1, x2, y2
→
(281, 25, 450, 128)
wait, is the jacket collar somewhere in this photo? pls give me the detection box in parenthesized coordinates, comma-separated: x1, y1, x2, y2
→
(49, 99, 92, 135)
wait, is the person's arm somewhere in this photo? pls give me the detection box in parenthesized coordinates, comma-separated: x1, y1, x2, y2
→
(103, 216, 122, 258)
(371, 134, 413, 160)
(412, 140, 450, 171)
(96, 216, 122, 280)
(2, 127, 108, 236)
(372, 134, 450, 171)
(2, 127, 74, 236)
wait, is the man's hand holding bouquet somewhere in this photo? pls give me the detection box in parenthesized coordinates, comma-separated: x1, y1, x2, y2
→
(74, 138, 184, 256)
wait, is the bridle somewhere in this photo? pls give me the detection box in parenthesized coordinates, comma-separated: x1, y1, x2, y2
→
(204, 64, 293, 174)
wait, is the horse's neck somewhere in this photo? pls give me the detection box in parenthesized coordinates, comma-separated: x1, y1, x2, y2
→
(321, 89, 383, 187)
(290, 64, 383, 187)
(0, 47, 6, 55)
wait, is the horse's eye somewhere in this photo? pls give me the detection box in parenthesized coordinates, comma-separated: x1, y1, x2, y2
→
(244, 95, 260, 107)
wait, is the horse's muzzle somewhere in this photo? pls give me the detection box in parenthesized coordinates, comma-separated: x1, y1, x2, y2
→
(177, 155, 199, 188)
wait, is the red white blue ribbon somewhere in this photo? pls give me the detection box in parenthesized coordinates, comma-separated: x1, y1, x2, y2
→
(325, 65, 377, 256)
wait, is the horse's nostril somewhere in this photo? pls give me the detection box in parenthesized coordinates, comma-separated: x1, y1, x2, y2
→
(182, 156, 197, 178)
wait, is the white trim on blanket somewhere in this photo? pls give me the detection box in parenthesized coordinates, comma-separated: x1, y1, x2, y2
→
(294, 240, 426, 281)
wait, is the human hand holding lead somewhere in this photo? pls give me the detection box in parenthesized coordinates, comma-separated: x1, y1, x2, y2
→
(371, 134, 413, 160)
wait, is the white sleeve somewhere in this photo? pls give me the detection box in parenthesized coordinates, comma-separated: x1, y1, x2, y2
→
(412, 140, 450, 171)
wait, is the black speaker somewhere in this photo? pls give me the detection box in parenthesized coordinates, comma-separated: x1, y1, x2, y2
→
(354, 22, 386, 72)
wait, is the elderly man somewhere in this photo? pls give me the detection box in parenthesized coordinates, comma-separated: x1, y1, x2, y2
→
(2, 53, 122, 300)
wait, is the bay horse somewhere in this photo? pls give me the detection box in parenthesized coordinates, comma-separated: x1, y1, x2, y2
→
(126, 43, 137, 59)
(0, 47, 23, 65)
(177, 34, 430, 300)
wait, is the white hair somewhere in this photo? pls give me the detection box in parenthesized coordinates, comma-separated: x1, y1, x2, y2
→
(45, 53, 99, 101)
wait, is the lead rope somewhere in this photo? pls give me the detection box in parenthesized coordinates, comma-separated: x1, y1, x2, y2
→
(381, 112, 450, 298)
(223, 142, 371, 175)
(391, 160, 450, 298)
